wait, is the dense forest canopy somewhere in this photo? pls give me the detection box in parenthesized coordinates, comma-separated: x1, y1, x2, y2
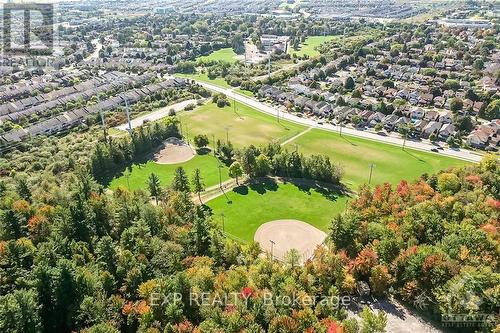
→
(0, 119, 498, 332)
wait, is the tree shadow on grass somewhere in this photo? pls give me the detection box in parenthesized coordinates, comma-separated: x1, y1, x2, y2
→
(233, 185, 249, 196)
(283, 178, 351, 202)
(248, 178, 279, 194)
(341, 135, 357, 146)
(403, 148, 426, 163)
(232, 178, 279, 196)
(196, 147, 211, 155)
(98, 141, 174, 187)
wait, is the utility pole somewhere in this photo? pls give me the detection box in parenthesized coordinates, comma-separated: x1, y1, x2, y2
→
(268, 57, 271, 79)
(368, 163, 376, 185)
(218, 163, 223, 190)
(212, 134, 216, 156)
(124, 96, 132, 134)
(270, 240, 275, 260)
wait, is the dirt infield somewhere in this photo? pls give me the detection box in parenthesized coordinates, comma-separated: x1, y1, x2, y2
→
(153, 137, 195, 164)
(254, 220, 327, 264)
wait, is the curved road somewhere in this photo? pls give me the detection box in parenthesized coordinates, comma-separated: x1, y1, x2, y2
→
(191, 80, 483, 163)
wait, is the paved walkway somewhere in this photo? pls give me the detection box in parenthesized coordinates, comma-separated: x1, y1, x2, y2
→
(115, 99, 198, 131)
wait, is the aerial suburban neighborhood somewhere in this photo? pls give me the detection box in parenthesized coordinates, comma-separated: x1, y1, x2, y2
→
(0, 1, 498, 332)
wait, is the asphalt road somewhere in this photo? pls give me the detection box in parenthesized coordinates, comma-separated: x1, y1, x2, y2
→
(192, 80, 483, 163)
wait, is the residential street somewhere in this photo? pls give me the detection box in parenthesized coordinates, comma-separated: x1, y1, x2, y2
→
(192, 80, 483, 163)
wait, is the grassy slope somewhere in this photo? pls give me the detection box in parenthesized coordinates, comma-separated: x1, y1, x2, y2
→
(289, 129, 469, 188)
(109, 153, 229, 191)
(198, 48, 238, 63)
(179, 101, 307, 148)
(290, 35, 338, 57)
(206, 180, 348, 242)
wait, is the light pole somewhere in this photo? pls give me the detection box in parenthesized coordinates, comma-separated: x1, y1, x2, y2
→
(270, 240, 275, 260)
(212, 134, 216, 156)
(218, 163, 223, 190)
(368, 163, 376, 185)
(221, 212, 225, 233)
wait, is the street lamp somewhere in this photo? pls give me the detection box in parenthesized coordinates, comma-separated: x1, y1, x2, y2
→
(224, 126, 230, 144)
(218, 163, 223, 190)
(212, 134, 216, 156)
(270, 240, 275, 260)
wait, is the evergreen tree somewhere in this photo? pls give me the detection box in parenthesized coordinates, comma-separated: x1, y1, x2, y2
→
(147, 173, 162, 204)
(171, 167, 190, 192)
(191, 169, 205, 203)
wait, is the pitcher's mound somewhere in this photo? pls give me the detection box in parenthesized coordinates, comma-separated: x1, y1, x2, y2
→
(254, 220, 327, 264)
(154, 137, 195, 164)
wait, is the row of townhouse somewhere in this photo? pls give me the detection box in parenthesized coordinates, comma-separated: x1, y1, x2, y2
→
(0, 78, 187, 144)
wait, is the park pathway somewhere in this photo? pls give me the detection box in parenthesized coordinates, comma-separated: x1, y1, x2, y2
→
(281, 126, 313, 146)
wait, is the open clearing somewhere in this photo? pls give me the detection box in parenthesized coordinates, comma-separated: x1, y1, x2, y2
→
(109, 153, 229, 191)
(153, 137, 195, 164)
(176, 73, 232, 89)
(288, 129, 469, 188)
(198, 48, 238, 63)
(206, 179, 348, 242)
(179, 101, 307, 148)
(254, 219, 327, 263)
(289, 35, 338, 57)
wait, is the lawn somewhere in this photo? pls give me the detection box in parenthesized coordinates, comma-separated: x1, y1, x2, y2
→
(234, 89, 254, 97)
(289, 35, 338, 58)
(176, 73, 231, 89)
(179, 101, 307, 148)
(287, 129, 469, 188)
(206, 179, 348, 242)
(109, 153, 229, 191)
(198, 48, 238, 64)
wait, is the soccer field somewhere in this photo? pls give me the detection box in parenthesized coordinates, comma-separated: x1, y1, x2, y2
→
(198, 48, 238, 63)
(289, 35, 338, 58)
(287, 129, 469, 188)
(179, 101, 307, 148)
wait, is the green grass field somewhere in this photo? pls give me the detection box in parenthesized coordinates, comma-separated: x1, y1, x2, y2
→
(176, 73, 231, 89)
(290, 36, 338, 58)
(288, 129, 469, 188)
(109, 153, 229, 191)
(198, 48, 238, 63)
(179, 101, 306, 148)
(206, 179, 348, 242)
(235, 89, 254, 97)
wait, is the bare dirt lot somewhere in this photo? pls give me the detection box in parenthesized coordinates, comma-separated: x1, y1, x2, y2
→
(254, 219, 327, 264)
(153, 137, 195, 165)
